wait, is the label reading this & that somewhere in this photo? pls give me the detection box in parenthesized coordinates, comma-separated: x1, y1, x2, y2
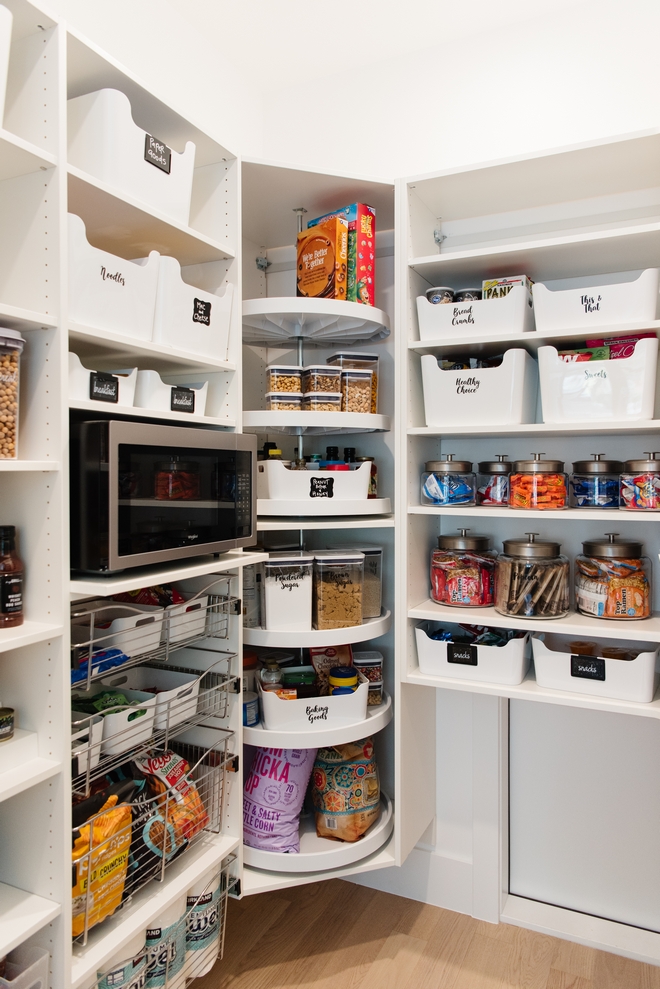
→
(170, 386, 195, 413)
(447, 643, 478, 666)
(144, 134, 172, 174)
(570, 655, 606, 681)
(0, 574, 22, 614)
(89, 371, 119, 403)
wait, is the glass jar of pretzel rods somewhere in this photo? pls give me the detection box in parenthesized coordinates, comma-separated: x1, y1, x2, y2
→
(495, 532, 569, 620)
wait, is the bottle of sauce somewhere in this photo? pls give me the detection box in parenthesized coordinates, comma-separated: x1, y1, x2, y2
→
(0, 526, 23, 627)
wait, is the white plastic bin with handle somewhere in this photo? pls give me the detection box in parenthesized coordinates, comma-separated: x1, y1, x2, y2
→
(257, 459, 371, 501)
(532, 633, 660, 703)
(101, 666, 201, 730)
(70, 685, 157, 757)
(68, 89, 196, 224)
(0, 6, 12, 129)
(532, 268, 660, 332)
(415, 622, 531, 685)
(153, 256, 233, 361)
(416, 285, 535, 340)
(0, 946, 49, 989)
(68, 213, 160, 338)
(72, 600, 164, 658)
(68, 352, 138, 407)
(134, 369, 208, 417)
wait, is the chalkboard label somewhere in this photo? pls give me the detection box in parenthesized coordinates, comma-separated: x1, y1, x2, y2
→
(447, 643, 478, 666)
(144, 134, 172, 174)
(193, 298, 212, 325)
(89, 371, 119, 403)
(309, 476, 334, 498)
(571, 655, 606, 681)
(170, 386, 195, 413)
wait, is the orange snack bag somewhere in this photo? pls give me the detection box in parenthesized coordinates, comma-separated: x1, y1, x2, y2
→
(71, 794, 132, 937)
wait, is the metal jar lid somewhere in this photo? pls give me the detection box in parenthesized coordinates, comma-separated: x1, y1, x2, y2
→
(582, 532, 643, 558)
(624, 452, 660, 472)
(572, 453, 623, 474)
(502, 532, 561, 559)
(513, 452, 564, 473)
(478, 454, 511, 474)
(425, 454, 473, 473)
(437, 528, 491, 552)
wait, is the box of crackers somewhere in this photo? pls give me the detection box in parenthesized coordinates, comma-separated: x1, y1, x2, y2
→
(308, 203, 376, 305)
(296, 215, 348, 299)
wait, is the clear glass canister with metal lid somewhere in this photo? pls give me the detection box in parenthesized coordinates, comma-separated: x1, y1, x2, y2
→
(575, 533, 651, 620)
(495, 533, 569, 619)
(431, 529, 497, 607)
(620, 452, 660, 511)
(421, 454, 475, 506)
(509, 453, 567, 510)
(477, 455, 512, 506)
(570, 454, 622, 508)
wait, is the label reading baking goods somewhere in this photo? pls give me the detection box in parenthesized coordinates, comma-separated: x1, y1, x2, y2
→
(193, 298, 212, 325)
(571, 655, 606, 681)
(309, 476, 334, 498)
(170, 386, 195, 413)
(89, 371, 119, 403)
(447, 643, 478, 666)
(144, 133, 172, 173)
(0, 574, 21, 614)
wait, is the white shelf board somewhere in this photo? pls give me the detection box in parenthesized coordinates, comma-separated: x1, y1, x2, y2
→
(69, 321, 236, 375)
(70, 550, 268, 600)
(0, 730, 60, 803)
(0, 302, 56, 333)
(0, 128, 56, 181)
(408, 221, 660, 285)
(0, 882, 60, 958)
(242, 833, 396, 895)
(243, 411, 390, 435)
(257, 515, 395, 531)
(70, 399, 235, 429)
(242, 297, 390, 346)
(70, 832, 239, 989)
(244, 610, 391, 649)
(243, 693, 392, 748)
(0, 460, 59, 472)
(243, 795, 393, 874)
(0, 621, 62, 654)
(409, 421, 660, 438)
(408, 505, 658, 522)
(409, 599, 660, 643)
(408, 319, 660, 356)
(67, 165, 235, 266)
(258, 497, 391, 517)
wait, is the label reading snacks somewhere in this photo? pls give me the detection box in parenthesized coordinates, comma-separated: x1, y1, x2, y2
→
(447, 643, 478, 666)
(144, 134, 172, 173)
(170, 386, 195, 413)
(193, 298, 212, 325)
(309, 476, 334, 498)
(89, 371, 119, 403)
(570, 655, 606, 681)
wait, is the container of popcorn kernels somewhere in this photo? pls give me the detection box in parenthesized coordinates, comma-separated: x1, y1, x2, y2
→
(266, 365, 303, 393)
(313, 551, 364, 630)
(266, 391, 303, 411)
(0, 330, 25, 460)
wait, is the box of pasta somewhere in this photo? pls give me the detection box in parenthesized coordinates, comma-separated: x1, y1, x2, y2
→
(296, 215, 348, 299)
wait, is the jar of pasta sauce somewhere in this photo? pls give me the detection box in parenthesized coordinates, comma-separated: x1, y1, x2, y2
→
(620, 453, 660, 511)
(430, 529, 496, 608)
(575, 533, 651, 620)
(570, 454, 622, 509)
(509, 453, 567, 510)
(421, 455, 475, 506)
(477, 455, 511, 506)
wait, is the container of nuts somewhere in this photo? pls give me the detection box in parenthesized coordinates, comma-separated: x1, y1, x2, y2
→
(0, 330, 24, 459)
(266, 364, 302, 394)
(302, 365, 342, 394)
(302, 392, 342, 411)
(266, 391, 303, 411)
(340, 369, 373, 414)
(327, 353, 379, 413)
(313, 551, 364, 630)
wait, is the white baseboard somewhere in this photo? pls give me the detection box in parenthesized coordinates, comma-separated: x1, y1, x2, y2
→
(346, 847, 473, 916)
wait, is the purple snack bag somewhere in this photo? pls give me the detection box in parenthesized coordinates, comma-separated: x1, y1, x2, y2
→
(243, 746, 317, 853)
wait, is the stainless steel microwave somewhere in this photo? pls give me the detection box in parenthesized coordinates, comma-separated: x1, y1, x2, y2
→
(70, 420, 256, 574)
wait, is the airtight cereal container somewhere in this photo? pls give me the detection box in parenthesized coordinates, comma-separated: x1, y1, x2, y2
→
(509, 454, 567, 510)
(266, 365, 302, 393)
(302, 365, 342, 393)
(266, 391, 303, 411)
(313, 551, 364, 630)
(620, 453, 660, 511)
(575, 533, 651, 620)
(421, 455, 475, 506)
(0, 329, 24, 459)
(327, 353, 379, 413)
(302, 392, 342, 411)
(495, 533, 569, 619)
(431, 529, 497, 608)
(263, 552, 314, 632)
(570, 454, 622, 508)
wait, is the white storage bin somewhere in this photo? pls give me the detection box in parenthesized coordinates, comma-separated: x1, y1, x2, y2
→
(68, 213, 159, 338)
(72, 600, 164, 658)
(532, 633, 660, 703)
(71, 685, 157, 757)
(416, 285, 535, 340)
(257, 676, 369, 731)
(71, 710, 103, 775)
(68, 352, 138, 407)
(263, 553, 314, 632)
(101, 666, 201, 730)
(533, 268, 660, 332)
(153, 256, 233, 361)
(67, 89, 196, 224)
(162, 593, 209, 645)
(257, 460, 371, 501)
(0, 946, 49, 989)
(415, 622, 531, 685)
(134, 369, 208, 417)
(420, 349, 538, 427)
(537, 337, 658, 423)
(0, 6, 12, 129)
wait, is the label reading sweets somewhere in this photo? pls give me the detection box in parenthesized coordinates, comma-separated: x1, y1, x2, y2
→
(170, 386, 195, 413)
(144, 134, 172, 174)
(193, 298, 212, 325)
(571, 655, 606, 681)
(447, 643, 478, 666)
(90, 371, 119, 403)
(309, 476, 334, 498)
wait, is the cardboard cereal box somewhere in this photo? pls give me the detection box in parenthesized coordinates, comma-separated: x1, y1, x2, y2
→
(296, 216, 348, 299)
(482, 275, 533, 300)
(308, 204, 376, 305)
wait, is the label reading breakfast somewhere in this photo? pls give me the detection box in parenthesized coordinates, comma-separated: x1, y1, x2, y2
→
(193, 298, 211, 325)
(144, 133, 172, 173)
(447, 643, 478, 666)
(170, 386, 195, 413)
(89, 371, 119, 403)
(581, 293, 602, 314)
(309, 476, 334, 498)
(571, 655, 606, 681)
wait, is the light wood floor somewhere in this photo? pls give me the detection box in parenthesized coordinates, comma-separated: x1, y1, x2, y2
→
(196, 879, 660, 989)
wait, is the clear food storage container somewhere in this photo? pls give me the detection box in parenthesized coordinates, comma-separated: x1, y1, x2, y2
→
(477, 455, 512, 506)
(340, 369, 373, 413)
(266, 365, 302, 393)
(495, 533, 569, 619)
(575, 533, 651, 620)
(302, 365, 342, 394)
(302, 392, 342, 411)
(327, 353, 379, 413)
(430, 529, 497, 608)
(353, 650, 384, 684)
(266, 391, 303, 411)
(509, 453, 567, 510)
(620, 453, 660, 511)
(570, 454, 622, 509)
(421, 455, 475, 506)
(0, 330, 24, 460)
(263, 552, 314, 632)
(361, 547, 383, 618)
(313, 551, 364, 630)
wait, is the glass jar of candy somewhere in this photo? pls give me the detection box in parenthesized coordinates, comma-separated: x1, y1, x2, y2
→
(477, 455, 512, 506)
(620, 453, 660, 511)
(575, 533, 651, 620)
(570, 454, 622, 508)
(421, 455, 475, 506)
(509, 453, 567, 510)
(430, 529, 497, 608)
(495, 533, 569, 619)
